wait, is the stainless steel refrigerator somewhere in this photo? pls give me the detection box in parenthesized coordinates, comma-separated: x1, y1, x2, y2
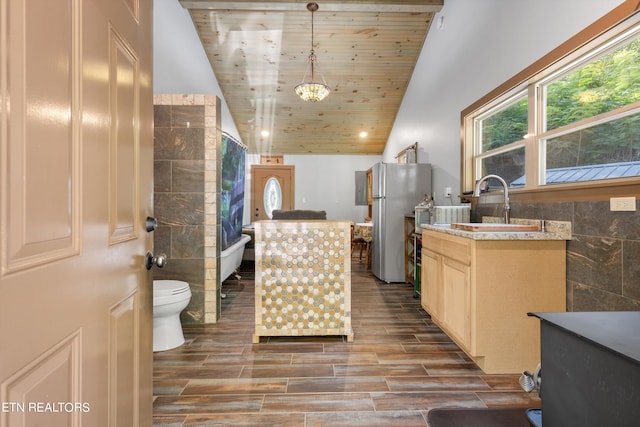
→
(371, 162, 432, 283)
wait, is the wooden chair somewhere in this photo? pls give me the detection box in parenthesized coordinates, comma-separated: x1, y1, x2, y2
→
(351, 223, 371, 268)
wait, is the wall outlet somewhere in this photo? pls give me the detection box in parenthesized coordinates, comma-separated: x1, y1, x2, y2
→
(444, 187, 452, 198)
(610, 196, 636, 212)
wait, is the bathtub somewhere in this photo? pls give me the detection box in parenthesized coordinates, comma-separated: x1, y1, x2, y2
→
(220, 234, 251, 283)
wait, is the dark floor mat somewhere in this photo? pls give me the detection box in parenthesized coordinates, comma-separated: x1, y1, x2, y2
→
(427, 407, 532, 427)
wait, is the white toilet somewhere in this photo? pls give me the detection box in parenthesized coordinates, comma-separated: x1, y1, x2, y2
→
(152, 280, 192, 352)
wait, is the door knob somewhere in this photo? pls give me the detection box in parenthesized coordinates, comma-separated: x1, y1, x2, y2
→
(145, 252, 167, 270)
(145, 216, 158, 232)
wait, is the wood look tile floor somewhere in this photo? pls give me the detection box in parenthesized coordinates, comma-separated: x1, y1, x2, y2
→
(153, 261, 540, 426)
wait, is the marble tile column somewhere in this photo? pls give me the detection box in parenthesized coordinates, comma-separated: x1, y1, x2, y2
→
(152, 94, 222, 323)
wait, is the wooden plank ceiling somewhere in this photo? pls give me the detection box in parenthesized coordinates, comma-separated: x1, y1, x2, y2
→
(180, 0, 443, 154)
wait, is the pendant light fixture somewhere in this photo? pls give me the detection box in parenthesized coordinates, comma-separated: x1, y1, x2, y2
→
(294, 2, 330, 102)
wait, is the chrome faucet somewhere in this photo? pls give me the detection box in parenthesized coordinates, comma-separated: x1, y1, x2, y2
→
(474, 174, 511, 224)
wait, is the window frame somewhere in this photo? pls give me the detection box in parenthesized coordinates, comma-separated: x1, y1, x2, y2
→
(461, 1, 640, 203)
(473, 88, 529, 189)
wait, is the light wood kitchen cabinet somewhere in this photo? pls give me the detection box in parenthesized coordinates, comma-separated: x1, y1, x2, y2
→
(441, 255, 471, 349)
(420, 247, 441, 320)
(421, 228, 566, 374)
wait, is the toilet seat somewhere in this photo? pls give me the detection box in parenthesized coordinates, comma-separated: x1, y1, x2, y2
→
(154, 280, 190, 296)
(153, 280, 191, 307)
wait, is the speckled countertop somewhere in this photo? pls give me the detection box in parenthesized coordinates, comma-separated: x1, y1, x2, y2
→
(420, 217, 572, 241)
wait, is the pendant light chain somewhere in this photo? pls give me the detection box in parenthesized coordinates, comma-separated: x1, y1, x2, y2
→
(294, 2, 330, 102)
(310, 5, 315, 81)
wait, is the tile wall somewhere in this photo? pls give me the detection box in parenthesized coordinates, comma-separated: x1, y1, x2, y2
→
(153, 94, 222, 323)
(474, 199, 640, 312)
(253, 220, 353, 342)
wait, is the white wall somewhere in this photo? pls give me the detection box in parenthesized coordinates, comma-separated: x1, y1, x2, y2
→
(153, 0, 241, 141)
(242, 154, 381, 225)
(383, 0, 626, 206)
(286, 155, 381, 222)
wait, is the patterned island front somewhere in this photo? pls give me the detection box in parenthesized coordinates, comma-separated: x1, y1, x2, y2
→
(253, 220, 353, 343)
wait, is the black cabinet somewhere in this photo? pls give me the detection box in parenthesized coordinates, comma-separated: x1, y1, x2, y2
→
(531, 312, 640, 427)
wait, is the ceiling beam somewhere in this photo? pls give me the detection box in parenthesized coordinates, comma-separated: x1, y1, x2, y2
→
(180, 0, 443, 13)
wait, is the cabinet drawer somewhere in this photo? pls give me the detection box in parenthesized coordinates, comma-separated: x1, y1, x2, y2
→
(423, 230, 471, 265)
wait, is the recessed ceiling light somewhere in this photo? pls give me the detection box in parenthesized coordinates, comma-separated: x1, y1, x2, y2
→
(359, 131, 368, 138)
(261, 130, 270, 138)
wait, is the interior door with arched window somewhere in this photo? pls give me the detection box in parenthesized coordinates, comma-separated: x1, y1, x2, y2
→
(250, 165, 295, 221)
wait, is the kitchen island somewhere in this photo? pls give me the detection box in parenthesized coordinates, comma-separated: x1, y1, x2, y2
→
(420, 219, 571, 374)
(253, 220, 353, 343)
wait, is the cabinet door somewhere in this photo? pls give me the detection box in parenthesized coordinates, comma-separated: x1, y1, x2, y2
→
(421, 248, 441, 320)
(442, 257, 471, 351)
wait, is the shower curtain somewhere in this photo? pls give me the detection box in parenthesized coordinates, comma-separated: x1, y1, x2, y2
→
(220, 132, 246, 251)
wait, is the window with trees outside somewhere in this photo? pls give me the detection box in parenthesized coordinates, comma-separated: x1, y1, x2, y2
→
(463, 9, 640, 195)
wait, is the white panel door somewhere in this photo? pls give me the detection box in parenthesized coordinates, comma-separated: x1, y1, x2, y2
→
(0, 0, 154, 425)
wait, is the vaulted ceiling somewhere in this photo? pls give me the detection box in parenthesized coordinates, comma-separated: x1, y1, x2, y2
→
(179, 0, 444, 154)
